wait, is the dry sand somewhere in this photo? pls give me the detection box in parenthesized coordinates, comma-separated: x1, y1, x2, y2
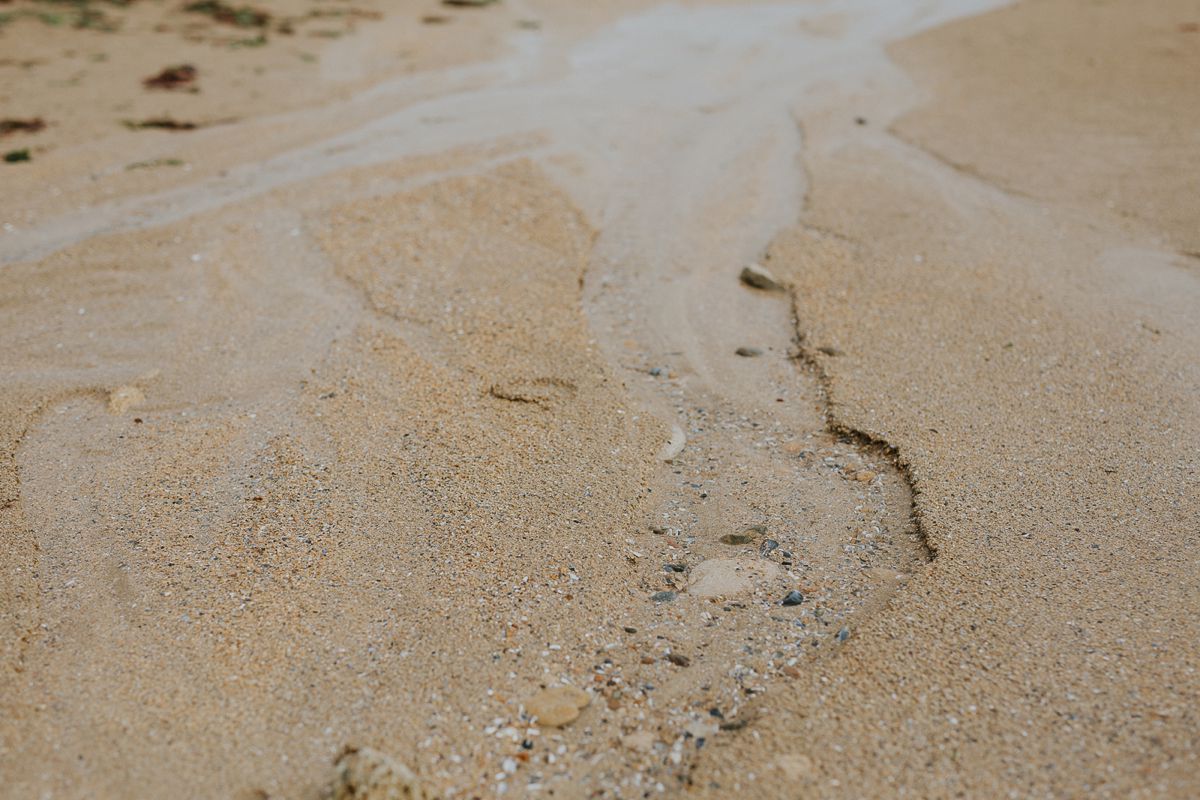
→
(1, 0, 1197, 797)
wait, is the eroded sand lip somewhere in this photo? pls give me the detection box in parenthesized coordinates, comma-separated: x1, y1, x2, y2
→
(106, 385, 144, 415)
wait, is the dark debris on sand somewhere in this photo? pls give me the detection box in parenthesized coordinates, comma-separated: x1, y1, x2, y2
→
(143, 64, 198, 91)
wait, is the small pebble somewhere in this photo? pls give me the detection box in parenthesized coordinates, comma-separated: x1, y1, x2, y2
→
(525, 685, 590, 727)
(735, 346, 763, 357)
(781, 590, 804, 607)
(663, 563, 686, 573)
(739, 262, 784, 291)
(837, 626, 850, 642)
(651, 591, 677, 603)
(666, 652, 691, 667)
(759, 539, 779, 556)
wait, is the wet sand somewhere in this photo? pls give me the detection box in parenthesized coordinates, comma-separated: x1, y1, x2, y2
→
(2, 1, 1197, 797)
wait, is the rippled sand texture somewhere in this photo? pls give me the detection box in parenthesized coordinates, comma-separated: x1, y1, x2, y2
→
(2, 0, 1198, 798)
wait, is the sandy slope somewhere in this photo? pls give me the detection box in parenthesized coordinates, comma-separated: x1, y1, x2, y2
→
(693, 2, 1200, 796)
(2, 0, 1198, 798)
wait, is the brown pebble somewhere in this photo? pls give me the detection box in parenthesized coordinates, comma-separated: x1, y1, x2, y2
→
(666, 652, 691, 667)
(524, 685, 590, 727)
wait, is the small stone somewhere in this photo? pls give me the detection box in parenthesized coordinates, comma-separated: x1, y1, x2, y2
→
(651, 590, 677, 603)
(781, 590, 804, 607)
(735, 346, 763, 357)
(837, 626, 850, 642)
(759, 539, 779, 556)
(623, 626, 638, 633)
(324, 746, 431, 800)
(666, 652, 691, 667)
(739, 263, 784, 291)
(525, 685, 590, 727)
(663, 563, 686, 573)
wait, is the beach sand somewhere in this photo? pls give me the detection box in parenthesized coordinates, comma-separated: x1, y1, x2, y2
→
(1, 0, 1197, 797)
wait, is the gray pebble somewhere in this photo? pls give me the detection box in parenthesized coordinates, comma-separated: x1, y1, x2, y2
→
(651, 591, 677, 603)
(735, 346, 763, 357)
(781, 590, 804, 607)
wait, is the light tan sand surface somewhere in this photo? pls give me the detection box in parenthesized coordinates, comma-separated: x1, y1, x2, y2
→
(1, 0, 1197, 797)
